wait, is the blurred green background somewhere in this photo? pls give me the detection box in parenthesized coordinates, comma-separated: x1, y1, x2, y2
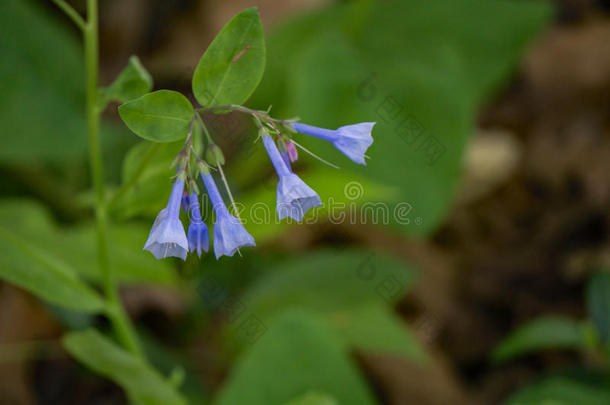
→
(1, 0, 610, 404)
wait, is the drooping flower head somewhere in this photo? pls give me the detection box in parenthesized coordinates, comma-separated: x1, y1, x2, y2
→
(187, 192, 209, 257)
(144, 178, 189, 260)
(200, 171, 255, 259)
(262, 134, 321, 221)
(291, 122, 376, 165)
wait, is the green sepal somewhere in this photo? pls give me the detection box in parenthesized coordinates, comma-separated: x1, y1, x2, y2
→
(205, 144, 225, 166)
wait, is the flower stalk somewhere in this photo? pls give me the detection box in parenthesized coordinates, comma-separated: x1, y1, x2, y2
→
(83, 0, 142, 357)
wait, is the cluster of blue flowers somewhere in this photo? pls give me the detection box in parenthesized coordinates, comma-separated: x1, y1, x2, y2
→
(144, 120, 375, 260)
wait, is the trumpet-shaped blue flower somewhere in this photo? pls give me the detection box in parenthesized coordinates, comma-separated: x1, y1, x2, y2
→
(144, 178, 188, 260)
(187, 192, 209, 257)
(292, 122, 376, 165)
(262, 134, 321, 221)
(201, 172, 255, 259)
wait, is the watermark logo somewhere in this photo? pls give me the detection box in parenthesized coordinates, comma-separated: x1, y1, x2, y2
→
(198, 275, 267, 345)
(198, 180, 421, 227)
(355, 253, 407, 302)
(344, 181, 364, 200)
(356, 72, 446, 166)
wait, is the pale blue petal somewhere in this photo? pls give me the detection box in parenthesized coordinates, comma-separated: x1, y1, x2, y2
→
(276, 173, 321, 221)
(334, 122, 375, 165)
(213, 208, 255, 259)
(144, 217, 188, 260)
(187, 221, 209, 257)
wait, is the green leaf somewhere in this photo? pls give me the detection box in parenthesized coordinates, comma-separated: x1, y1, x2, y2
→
(100, 55, 153, 105)
(222, 250, 417, 359)
(586, 271, 610, 344)
(505, 373, 610, 405)
(0, 0, 86, 163)
(492, 316, 585, 363)
(329, 303, 426, 362)
(192, 7, 266, 107)
(63, 329, 187, 405)
(240, 250, 415, 316)
(119, 90, 194, 142)
(0, 199, 177, 285)
(110, 141, 184, 219)
(250, 0, 551, 235)
(283, 392, 338, 405)
(213, 310, 377, 405)
(0, 227, 105, 313)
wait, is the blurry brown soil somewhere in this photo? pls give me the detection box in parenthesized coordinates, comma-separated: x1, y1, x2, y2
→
(2, 0, 610, 404)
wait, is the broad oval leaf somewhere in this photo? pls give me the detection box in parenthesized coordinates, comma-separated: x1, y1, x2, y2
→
(0, 227, 105, 313)
(192, 7, 265, 107)
(119, 90, 194, 142)
(329, 303, 427, 362)
(213, 310, 377, 405)
(239, 250, 415, 315)
(63, 329, 187, 405)
(220, 250, 417, 357)
(586, 271, 610, 344)
(492, 316, 585, 363)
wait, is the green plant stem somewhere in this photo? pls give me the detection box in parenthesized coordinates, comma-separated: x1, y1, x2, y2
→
(84, 0, 142, 358)
(198, 105, 295, 128)
(50, 0, 86, 30)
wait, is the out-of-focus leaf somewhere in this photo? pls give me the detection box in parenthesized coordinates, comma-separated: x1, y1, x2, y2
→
(213, 310, 377, 405)
(283, 392, 338, 405)
(0, 227, 105, 313)
(222, 250, 416, 357)
(0, 199, 177, 285)
(505, 373, 610, 405)
(110, 141, 183, 219)
(492, 317, 585, 363)
(251, 0, 551, 235)
(587, 271, 610, 344)
(100, 55, 153, 105)
(140, 332, 211, 405)
(119, 90, 194, 142)
(240, 250, 414, 316)
(192, 7, 265, 107)
(329, 303, 426, 362)
(0, 0, 86, 163)
(63, 329, 187, 405)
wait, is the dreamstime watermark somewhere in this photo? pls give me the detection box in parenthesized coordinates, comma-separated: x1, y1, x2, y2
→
(348, 252, 407, 302)
(199, 180, 422, 226)
(356, 72, 447, 166)
(197, 274, 267, 345)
